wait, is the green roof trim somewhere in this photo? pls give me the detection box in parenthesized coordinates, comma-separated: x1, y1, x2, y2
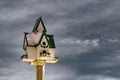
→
(47, 35, 56, 48)
(23, 32, 28, 50)
(32, 17, 47, 32)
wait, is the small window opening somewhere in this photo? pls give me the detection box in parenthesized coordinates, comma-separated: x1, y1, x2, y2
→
(43, 42, 46, 45)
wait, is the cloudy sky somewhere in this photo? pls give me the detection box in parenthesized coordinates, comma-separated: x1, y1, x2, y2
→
(1, 0, 120, 80)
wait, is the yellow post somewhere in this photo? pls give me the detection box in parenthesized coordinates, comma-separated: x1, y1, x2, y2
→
(33, 60, 45, 80)
(32, 60, 45, 80)
(36, 65, 43, 80)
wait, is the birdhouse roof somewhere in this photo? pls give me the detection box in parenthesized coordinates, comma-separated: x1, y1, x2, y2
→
(32, 17, 47, 32)
(23, 17, 55, 48)
(47, 35, 56, 48)
(27, 32, 43, 46)
(24, 31, 49, 47)
(23, 32, 55, 48)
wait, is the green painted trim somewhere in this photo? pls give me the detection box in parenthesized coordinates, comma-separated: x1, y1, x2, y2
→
(39, 32, 44, 45)
(40, 45, 49, 48)
(23, 32, 29, 50)
(47, 35, 56, 48)
(23, 33, 26, 50)
(32, 17, 47, 32)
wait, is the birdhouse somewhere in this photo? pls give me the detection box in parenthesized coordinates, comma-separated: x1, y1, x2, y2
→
(21, 17, 58, 64)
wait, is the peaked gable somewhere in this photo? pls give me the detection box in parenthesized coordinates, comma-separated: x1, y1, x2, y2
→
(39, 32, 49, 47)
(32, 17, 47, 32)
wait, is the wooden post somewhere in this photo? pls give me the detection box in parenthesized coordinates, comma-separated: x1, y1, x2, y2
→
(33, 60, 45, 80)
(36, 65, 43, 80)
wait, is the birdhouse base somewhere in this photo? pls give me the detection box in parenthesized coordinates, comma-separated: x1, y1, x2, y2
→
(21, 54, 58, 64)
(46, 57, 58, 63)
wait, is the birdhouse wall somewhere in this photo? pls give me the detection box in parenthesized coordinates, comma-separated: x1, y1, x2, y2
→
(47, 48, 55, 60)
(24, 36, 56, 61)
(23, 38, 27, 50)
(37, 45, 49, 58)
(36, 45, 42, 59)
(27, 47, 37, 59)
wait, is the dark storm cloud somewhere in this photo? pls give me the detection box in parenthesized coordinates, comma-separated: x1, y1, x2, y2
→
(55, 0, 120, 38)
(0, 0, 120, 80)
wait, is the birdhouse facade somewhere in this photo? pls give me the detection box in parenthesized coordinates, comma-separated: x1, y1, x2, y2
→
(22, 17, 58, 63)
